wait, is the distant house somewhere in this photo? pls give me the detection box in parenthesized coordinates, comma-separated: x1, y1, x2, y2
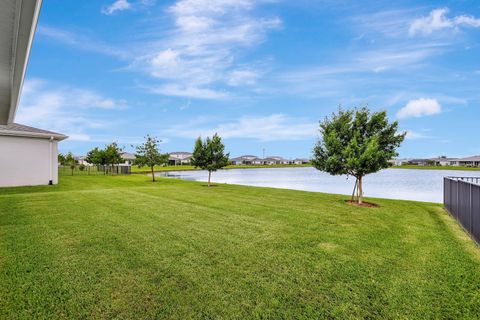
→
(230, 155, 259, 165)
(388, 158, 409, 166)
(293, 158, 309, 165)
(407, 159, 431, 166)
(169, 152, 192, 165)
(252, 158, 266, 165)
(230, 155, 305, 165)
(264, 156, 288, 165)
(452, 156, 480, 167)
(121, 152, 136, 165)
(74, 156, 89, 166)
(429, 157, 458, 166)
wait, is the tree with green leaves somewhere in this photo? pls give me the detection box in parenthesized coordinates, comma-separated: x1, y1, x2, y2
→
(135, 135, 169, 182)
(104, 142, 123, 175)
(86, 147, 106, 166)
(312, 107, 406, 204)
(64, 152, 76, 176)
(191, 133, 230, 187)
(86, 147, 108, 174)
(58, 153, 66, 166)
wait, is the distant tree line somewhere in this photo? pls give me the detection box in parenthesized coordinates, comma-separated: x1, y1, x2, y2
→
(59, 142, 125, 176)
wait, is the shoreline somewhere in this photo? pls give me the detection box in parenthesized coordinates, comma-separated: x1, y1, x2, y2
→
(391, 165, 480, 171)
(131, 164, 312, 174)
(132, 164, 480, 174)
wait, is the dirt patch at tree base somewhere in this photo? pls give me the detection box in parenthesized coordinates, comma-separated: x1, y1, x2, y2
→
(345, 200, 379, 208)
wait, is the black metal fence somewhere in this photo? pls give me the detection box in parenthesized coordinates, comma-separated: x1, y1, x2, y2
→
(444, 177, 480, 243)
(59, 165, 131, 176)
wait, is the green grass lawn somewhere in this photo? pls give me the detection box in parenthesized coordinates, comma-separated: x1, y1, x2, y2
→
(1, 175, 480, 318)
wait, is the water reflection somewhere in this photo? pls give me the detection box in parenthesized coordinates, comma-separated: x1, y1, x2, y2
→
(157, 167, 480, 203)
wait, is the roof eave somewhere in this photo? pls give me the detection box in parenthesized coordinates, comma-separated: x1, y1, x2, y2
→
(6, 0, 43, 124)
(0, 129, 67, 141)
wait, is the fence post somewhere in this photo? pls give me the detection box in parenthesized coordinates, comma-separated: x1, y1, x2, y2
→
(448, 178, 451, 211)
(450, 179, 453, 212)
(470, 183, 473, 234)
(457, 180, 459, 217)
(443, 178, 446, 208)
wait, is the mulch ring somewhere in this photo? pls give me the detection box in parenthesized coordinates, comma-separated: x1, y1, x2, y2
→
(345, 200, 379, 208)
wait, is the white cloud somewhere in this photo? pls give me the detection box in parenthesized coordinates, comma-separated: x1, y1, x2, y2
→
(409, 8, 480, 35)
(405, 130, 429, 140)
(227, 69, 261, 86)
(396, 98, 442, 119)
(356, 45, 443, 72)
(150, 84, 228, 99)
(165, 114, 317, 141)
(272, 42, 446, 98)
(133, 0, 281, 98)
(102, 0, 132, 15)
(37, 2, 277, 99)
(37, 25, 129, 59)
(350, 8, 417, 39)
(16, 79, 127, 141)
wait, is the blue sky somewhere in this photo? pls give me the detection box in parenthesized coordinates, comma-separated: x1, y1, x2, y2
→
(17, 0, 480, 158)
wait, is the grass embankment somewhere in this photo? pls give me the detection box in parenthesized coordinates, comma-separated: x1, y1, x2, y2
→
(1, 175, 480, 318)
(131, 163, 311, 173)
(392, 165, 480, 171)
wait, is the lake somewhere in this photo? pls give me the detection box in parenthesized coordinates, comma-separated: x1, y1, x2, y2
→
(158, 167, 480, 203)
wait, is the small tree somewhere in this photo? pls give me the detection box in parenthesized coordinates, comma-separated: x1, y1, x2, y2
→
(104, 142, 123, 175)
(65, 152, 76, 176)
(191, 133, 230, 187)
(86, 147, 105, 165)
(135, 135, 169, 182)
(86, 147, 107, 174)
(312, 107, 405, 204)
(58, 153, 66, 166)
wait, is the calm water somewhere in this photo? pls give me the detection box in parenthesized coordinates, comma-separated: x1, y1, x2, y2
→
(158, 167, 480, 203)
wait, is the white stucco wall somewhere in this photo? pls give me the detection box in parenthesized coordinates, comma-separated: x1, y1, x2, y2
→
(0, 135, 58, 187)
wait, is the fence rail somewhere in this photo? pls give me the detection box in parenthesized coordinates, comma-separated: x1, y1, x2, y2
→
(444, 177, 480, 243)
(59, 165, 131, 176)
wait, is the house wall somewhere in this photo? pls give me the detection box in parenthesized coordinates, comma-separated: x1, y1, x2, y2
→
(0, 135, 58, 187)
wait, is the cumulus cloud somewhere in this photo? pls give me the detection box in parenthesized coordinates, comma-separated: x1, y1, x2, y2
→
(16, 79, 127, 141)
(165, 114, 316, 141)
(396, 98, 442, 119)
(102, 0, 132, 15)
(409, 8, 480, 35)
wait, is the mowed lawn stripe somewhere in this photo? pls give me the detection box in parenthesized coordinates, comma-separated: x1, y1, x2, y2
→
(1, 175, 480, 319)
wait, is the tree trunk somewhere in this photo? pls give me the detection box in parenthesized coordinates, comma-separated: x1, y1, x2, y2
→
(151, 166, 155, 182)
(355, 177, 359, 202)
(208, 171, 211, 187)
(358, 176, 363, 204)
(351, 177, 358, 202)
